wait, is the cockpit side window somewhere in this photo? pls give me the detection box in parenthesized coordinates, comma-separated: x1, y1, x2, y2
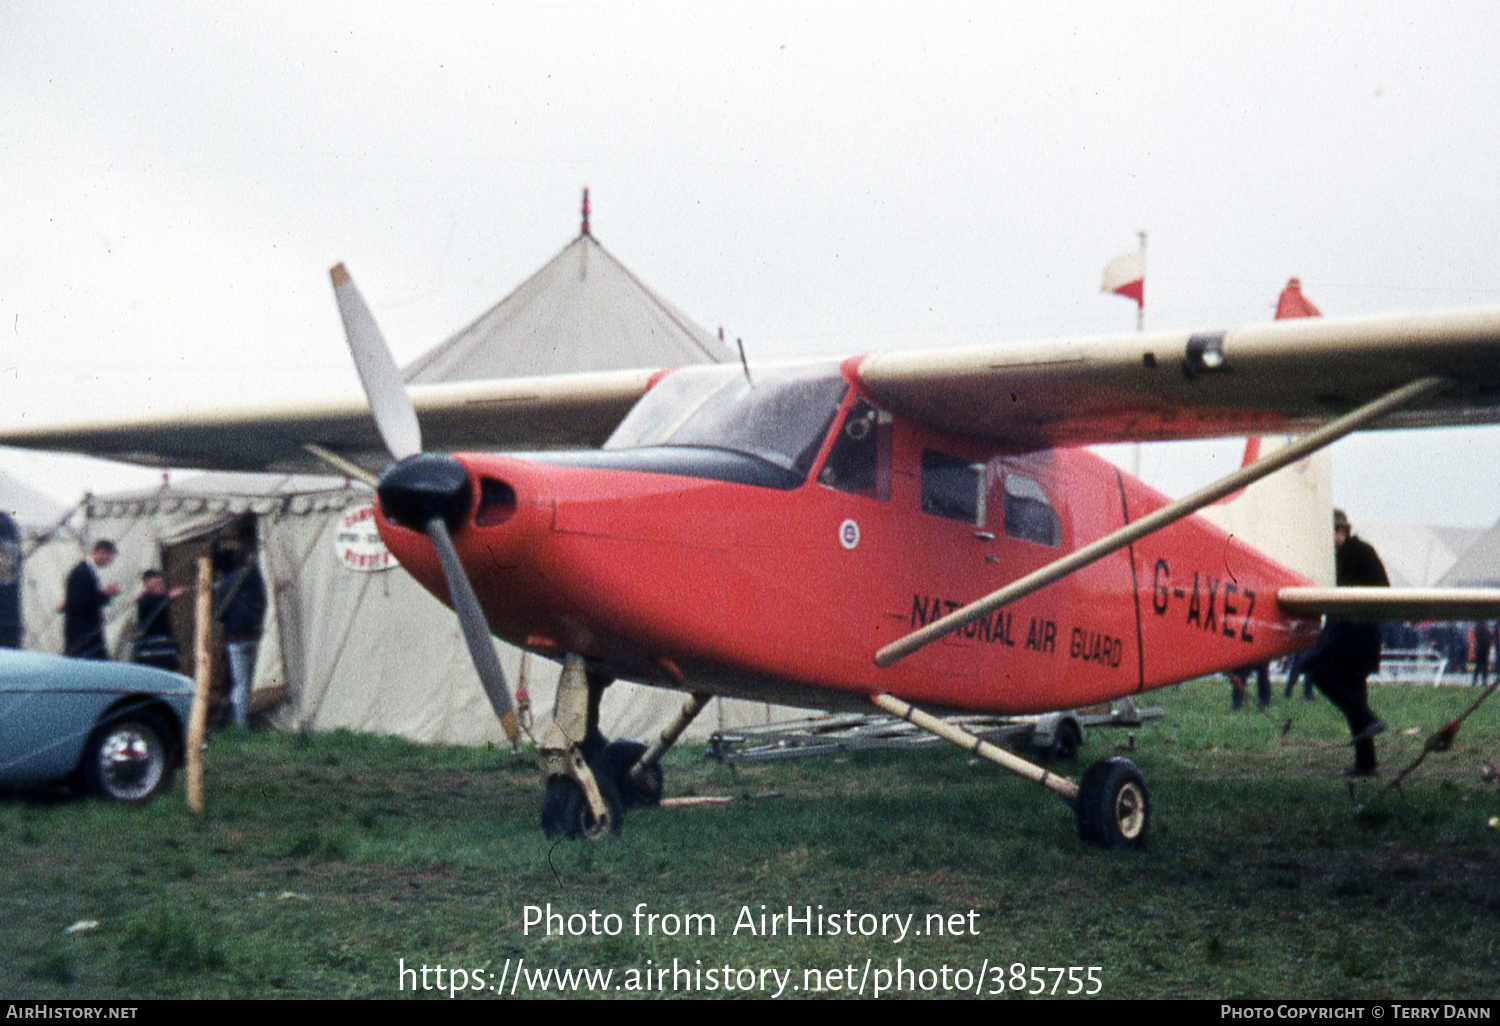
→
(1002, 472, 1061, 547)
(818, 397, 892, 500)
(921, 450, 984, 524)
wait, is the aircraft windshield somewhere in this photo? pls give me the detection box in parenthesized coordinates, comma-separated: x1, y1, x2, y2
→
(605, 363, 848, 479)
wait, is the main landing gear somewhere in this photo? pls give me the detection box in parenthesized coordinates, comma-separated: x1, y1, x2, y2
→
(1075, 756, 1149, 847)
(871, 693, 1150, 848)
(538, 653, 707, 840)
(533, 663, 1150, 846)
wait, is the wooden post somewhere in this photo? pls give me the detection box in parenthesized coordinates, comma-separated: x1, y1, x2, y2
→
(186, 555, 212, 814)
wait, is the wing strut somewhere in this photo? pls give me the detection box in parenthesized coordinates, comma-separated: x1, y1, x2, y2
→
(302, 442, 380, 488)
(874, 375, 1448, 667)
(871, 692, 1080, 801)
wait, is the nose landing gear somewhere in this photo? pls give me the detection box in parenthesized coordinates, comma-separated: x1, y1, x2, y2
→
(538, 654, 707, 839)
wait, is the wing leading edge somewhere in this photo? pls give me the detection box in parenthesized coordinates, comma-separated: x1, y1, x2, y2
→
(0, 369, 656, 475)
(855, 307, 1500, 450)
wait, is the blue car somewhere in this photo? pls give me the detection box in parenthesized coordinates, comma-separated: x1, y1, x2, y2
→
(0, 650, 194, 802)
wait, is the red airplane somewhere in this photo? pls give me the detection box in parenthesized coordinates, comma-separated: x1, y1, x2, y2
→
(8, 266, 1500, 847)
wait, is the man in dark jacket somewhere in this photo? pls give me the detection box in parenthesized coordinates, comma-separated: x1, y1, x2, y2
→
(64, 540, 121, 659)
(1303, 510, 1389, 776)
(1472, 621, 1493, 688)
(133, 569, 184, 671)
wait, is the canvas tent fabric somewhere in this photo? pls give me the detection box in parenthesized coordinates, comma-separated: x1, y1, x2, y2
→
(404, 232, 733, 383)
(21, 473, 348, 663)
(0, 468, 67, 533)
(1437, 517, 1500, 589)
(1357, 522, 1485, 588)
(0, 469, 68, 648)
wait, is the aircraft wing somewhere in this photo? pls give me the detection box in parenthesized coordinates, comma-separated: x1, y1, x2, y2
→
(855, 307, 1500, 450)
(0, 369, 655, 475)
(7, 306, 1500, 473)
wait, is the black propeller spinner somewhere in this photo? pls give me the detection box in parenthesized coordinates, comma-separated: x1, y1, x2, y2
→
(377, 452, 474, 535)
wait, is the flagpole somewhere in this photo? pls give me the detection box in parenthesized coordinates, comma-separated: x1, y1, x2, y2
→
(1136, 229, 1146, 333)
(1132, 230, 1145, 475)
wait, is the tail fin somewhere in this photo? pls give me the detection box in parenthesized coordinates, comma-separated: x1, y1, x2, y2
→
(1199, 437, 1335, 586)
(1200, 277, 1334, 585)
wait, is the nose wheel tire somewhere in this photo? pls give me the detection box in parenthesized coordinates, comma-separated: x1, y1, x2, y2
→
(1075, 756, 1149, 847)
(541, 775, 623, 841)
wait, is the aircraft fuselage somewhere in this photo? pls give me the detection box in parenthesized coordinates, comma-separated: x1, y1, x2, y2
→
(376, 362, 1320, 716)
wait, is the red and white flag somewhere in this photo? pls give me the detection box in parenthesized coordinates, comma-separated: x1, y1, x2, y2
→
(1274, 277, 1321, 320)
(1101, 250, 1144, 307)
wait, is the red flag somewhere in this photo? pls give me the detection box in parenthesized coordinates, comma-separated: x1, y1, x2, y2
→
(1275, 277, 1321, 319)
(1102, 251, 1144, 308)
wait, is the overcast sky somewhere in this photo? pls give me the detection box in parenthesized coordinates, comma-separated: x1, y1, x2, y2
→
(3, 1, 1499, 527)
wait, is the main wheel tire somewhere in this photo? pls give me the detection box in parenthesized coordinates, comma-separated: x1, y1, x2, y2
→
(1075, 756, 1149, 847)
(80, 710, 176, 803)
(597, 740, 663, 807)
(1044, 720, 1083, 762)
(540, 775, 623, 840)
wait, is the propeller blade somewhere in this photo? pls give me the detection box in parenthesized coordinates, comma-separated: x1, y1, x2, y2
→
(425, 516, 519, 743)
(330, 263, 423, 462)
(329, 264, 519, 745)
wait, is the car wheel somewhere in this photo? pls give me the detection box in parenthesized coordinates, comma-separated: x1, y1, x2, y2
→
(81, 710, 176, 803)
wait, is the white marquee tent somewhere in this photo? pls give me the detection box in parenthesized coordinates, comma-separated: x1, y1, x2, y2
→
(1437, 517, 1500, 590)
(17, 228, 801, 746)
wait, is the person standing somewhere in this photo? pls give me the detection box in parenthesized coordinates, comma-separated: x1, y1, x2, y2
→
(63, 540, 120, 659)
(1230, 662, 1272, 710)
(0, 512, 21, 649)
(132, 569, 185, 672)
(215, 546, 266, 728)
(1473, 621, 1494, 688)
(1302, 510, 1389, 777)
(1284, 651, 1314, 700)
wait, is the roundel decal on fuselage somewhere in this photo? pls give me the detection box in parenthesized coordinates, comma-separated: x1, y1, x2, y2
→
(839, 519, 860, 550)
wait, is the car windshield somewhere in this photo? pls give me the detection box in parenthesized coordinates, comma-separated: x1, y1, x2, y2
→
(605, 363, 848, 479)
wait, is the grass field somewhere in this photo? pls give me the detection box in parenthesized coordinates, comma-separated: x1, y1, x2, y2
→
(2, 677, 1498, 1000)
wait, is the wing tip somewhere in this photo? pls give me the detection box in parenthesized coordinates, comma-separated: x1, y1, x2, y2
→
(329, 263, 350, 287)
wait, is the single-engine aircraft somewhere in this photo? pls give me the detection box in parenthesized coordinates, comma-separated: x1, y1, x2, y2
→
(8, 265, 1500, 847)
